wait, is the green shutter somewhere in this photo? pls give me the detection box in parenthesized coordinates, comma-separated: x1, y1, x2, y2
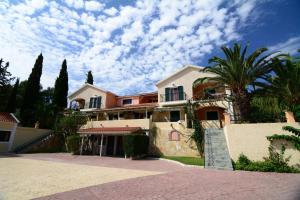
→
(178, 86, 184, 100)
(89, 98, 93, 108)
(97, 96, 101, 108)
(165, 88, 170, 102)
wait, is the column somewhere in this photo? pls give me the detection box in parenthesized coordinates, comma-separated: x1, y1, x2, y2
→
(113, 136, 118, 156)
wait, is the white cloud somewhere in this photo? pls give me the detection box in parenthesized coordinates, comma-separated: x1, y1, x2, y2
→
(85, 1, 104, 11)
(0, 0, 266, 95)
(269, 36, 300, 55)
(104, 7, 118, 16)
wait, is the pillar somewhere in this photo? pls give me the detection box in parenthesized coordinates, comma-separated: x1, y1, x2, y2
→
(285, 111, 296, 123)
(224, 112, 231, 126)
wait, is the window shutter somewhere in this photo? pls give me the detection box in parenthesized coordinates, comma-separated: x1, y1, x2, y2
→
(165, 88, 170, 102)
(178, 86, 184, 100)
(93, 97, 97, 108)
(89, 98, 93, 108)
(97, 96, 101, 108)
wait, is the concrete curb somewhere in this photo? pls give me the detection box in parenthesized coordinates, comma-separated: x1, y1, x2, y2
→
(159, 158, 204, 168)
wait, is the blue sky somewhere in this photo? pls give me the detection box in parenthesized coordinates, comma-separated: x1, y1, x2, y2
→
(0, 0, 299, 95)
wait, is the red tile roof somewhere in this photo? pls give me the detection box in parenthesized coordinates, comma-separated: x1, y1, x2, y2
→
(78, 127, 142, 135)
(0, 112, 19, 123)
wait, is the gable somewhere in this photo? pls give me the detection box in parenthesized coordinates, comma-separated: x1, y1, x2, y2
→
(156, 65, 205, 86)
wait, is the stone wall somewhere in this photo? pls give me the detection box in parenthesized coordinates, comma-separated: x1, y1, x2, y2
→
(151, 122, 199, 157)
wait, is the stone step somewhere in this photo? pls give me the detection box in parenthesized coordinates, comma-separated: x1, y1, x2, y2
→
(204, 128, 233, 171)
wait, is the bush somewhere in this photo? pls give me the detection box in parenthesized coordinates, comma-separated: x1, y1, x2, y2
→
(66, 135, 81, 155)
(234, 147, 300, 173)
(123, 134, 149, 158)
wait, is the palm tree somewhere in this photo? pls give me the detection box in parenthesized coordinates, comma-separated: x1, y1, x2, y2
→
(194, 43, 280, 121)
(257, 54, 300, 111)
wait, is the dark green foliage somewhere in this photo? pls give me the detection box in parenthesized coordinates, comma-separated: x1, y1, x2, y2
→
(257, 55, 300, 110)
(193, 43, 281, 121)
(55, 113, 87, 152)
(249, 96, 284, 122)
(282, 126, 300, 137)
(292, 105, 300, 121)
(234, 146, 299, 173)
(123, 134, 149, 158)
(86, 70, 93, 85)
(66, 135, 81, 154)
(53, 59, 68, 110)
(56, 113, 87, 136)
(5, 79, 19, 113)
(20, 54, 43, 127)
(0, 58, 14, 87)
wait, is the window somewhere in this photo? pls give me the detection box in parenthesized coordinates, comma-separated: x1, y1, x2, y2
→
(206, 111, 219, 120)
(0, 131, 11, 142)
(122, 99, 132, 105)
(89, 96, 101, 108)
(170, 111, 180, 122)
(165, 86, 184, 101)
(169, 131, 180, 141)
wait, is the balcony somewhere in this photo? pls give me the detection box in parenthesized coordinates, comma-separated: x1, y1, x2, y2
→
(159, 91, 187, 106)
(83, 118, 151, 130)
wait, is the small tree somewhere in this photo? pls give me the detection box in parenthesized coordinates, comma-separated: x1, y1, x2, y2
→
(55, 113, 87, 151)
(20, 53, 43, 126)
(0, 58, 14, 87)
(53, 59, 68, 111)
(5, 78, 19, 113)
(86, 70, 93, 85)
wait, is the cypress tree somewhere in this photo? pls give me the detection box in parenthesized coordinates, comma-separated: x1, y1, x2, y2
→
(5, 78, 19, 113)
(20, 53, 43, 126)
(86, 70, 93, 85)
(53, 59, 68, 110)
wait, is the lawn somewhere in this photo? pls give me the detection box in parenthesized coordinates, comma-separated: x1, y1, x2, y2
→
(162, 156, 204, 166)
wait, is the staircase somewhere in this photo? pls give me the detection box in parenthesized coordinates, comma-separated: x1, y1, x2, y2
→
(14, 131, 52, 153)
(205, 128, 233, 170)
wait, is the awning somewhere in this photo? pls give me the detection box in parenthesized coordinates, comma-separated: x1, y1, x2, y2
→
(78, 127, 142, 135)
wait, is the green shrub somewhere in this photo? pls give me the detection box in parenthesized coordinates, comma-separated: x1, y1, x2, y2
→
(234, 147, 300, 173)
(66, 135, 81, 155)
(123, 134, 149, 158)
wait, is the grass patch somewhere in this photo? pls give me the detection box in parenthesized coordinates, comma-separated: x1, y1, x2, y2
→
(162, 156, 204, 166)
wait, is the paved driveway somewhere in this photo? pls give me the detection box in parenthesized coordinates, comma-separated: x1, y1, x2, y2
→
(1, 153, 300, 200)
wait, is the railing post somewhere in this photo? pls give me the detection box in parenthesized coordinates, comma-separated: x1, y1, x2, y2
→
(285, 111, 296, 123)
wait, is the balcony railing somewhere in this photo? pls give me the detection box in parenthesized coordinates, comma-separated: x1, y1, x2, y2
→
(160, 92, 187, 102)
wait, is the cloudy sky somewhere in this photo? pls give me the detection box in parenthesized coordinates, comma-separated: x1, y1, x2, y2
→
(0, 0, 299, 95)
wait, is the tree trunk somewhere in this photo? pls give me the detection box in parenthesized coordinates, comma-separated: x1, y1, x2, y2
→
(233, 91, 250, 122)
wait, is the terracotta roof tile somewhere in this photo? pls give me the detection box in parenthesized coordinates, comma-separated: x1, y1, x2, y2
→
(0, 112, 19, 123)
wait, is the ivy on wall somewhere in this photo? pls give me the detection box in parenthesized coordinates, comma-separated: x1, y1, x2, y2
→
(184, 100, 205, 157)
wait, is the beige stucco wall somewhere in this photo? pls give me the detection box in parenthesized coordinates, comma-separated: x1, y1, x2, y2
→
(69, 86, 108, 109)
(224, 123, 300, 166)
(11, 127, 51, 151)
(152, 122, 199, 157)
(84, 119, 151, 130)
(157, 66, 215, 103)
(0, 121, 15, 130)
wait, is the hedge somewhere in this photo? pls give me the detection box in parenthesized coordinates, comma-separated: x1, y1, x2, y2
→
(66, 135, 81, 155)
(123, 134, 149, 158)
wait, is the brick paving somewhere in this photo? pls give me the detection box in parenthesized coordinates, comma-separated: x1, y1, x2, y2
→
(13, 154, 300, 200)
(37, 168, 300, 200)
